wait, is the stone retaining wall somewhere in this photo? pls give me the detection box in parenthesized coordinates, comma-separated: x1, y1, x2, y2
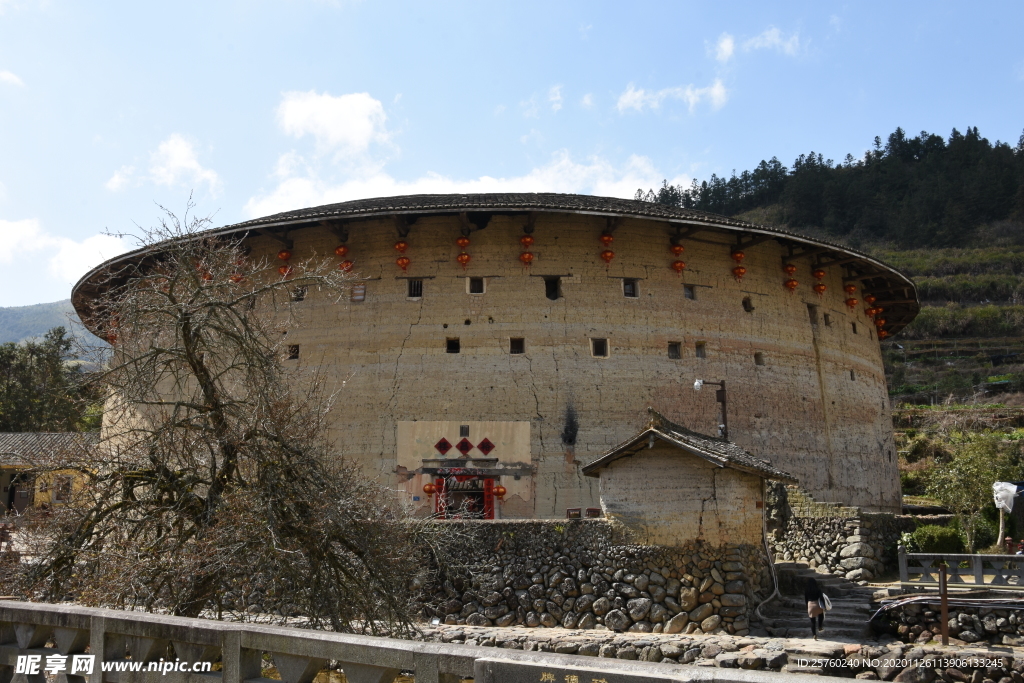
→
(767, 485, 916, 583)
(419, 519, 770, 636)
(883, 599, 1024, 646)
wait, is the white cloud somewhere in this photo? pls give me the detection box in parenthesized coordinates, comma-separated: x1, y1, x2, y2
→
(743, 27, 801, 56)
(548, 85, 563, 112)
(520, 96, 539, 119)
(579, 23, 592, 39)
(245, 91, 689, 222)
(105, 134, 221, 195)
(581, 93, 594, 108)
(277, 90, 389, 157)
(0, 70, 24, 86)
(149, 134, 221, 194)
(105, 165, 135, 191)
(494, 104, 506, 116)
(715, 33, 735, 62)
(0, 218, 132, 305)
(246, 150, 686, 220)
(616, 79, 728, 113)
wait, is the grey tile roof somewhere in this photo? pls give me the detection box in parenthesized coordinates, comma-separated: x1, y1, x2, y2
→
(582, 408, 797, 483)
(72, 192, 918, 336)
(0, 432, 99, 467)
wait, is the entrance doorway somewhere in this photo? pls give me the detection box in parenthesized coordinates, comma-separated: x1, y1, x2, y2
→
(433, 476, 497, 519)
(5, 473, 32, 515)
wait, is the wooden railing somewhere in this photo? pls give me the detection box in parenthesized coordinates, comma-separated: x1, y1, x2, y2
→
(898, 545, 1024, 591)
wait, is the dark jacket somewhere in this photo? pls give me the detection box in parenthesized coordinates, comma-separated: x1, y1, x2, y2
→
(804, 578, 823, 602)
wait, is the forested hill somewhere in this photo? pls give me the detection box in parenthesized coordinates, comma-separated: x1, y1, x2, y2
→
(637, 126, 1024, 249)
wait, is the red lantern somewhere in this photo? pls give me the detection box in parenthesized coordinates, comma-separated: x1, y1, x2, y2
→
(520, 234, 534, 248)
(874, 318, 886, 327)
(783, 263, 797, 276)
(519, 252, 534, 265)
(494, 485, 507, 498)
(731, 251, 745, 263)
(339, 260, 353, 272)
(878, 330, 890, 339)
(394, 241, 408, 253)
(813, 283, 827, 296)
(812, 269, 826, 280)
(671, 260, 686, 274)
(200, 270, 213, 281)
(229, 273, 244, 283)
(335, 245, 348, 258)
(396, 256, 410, 271)
(456, 236, 470, 249)
(784, 278, 799, 292)
(456, 252, 471, 268)
(864, 295, 877, 305)
(600, 249, 615, 264)
(732, 265, 747, 280)
(277, 249, 292, 261)
(278, 265, 293, 277)
(107, 331, 118, 345)
(845, 297, 858, 309)
(844, 284, 857, 295)
(600, 234, 614, 247)
(671, 244, 685, 256)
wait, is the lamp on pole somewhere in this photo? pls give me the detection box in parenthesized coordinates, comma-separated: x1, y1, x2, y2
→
(693, 379, 728, 439)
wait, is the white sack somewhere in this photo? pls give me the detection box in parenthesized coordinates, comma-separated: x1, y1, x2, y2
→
(993, 481, 1018, 512)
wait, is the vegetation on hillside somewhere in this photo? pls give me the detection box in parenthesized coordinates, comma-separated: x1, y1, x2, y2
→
(637, 125, 1024, 249)
(0, 327, 100, 432)
(0, 300, 82, 345)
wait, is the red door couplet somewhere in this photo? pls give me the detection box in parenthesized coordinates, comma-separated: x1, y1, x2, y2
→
(483, 478, 495, 520)
(433, 475, 498, 519)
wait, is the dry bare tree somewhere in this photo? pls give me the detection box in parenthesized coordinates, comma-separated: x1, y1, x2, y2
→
(10, 204, 427, 635)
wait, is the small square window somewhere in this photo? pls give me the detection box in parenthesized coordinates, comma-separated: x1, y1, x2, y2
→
(695, 342, 707, 359)
(460, 425, 470, 437)
(623, 279, 639, 298)
(291, 286, 307, 302)
(807, 303, 819, 325)
(852, 322, 858, 334)
(510, 337, 525, 354)
(544, 277, 561, 300)
(684, 284, 696, 300)
(446, 338, 461, 353)
(287, 344, 300, 360)
(468, 277, 485, 294)
(754, 352, 765, 366)
(351, 283, 366, 302)
(667, 342, 681, 359)
(824, 313, 832, 326)
(742, 296, 754, 313)
(591, 338, 608, 357)
(408, 279, 423, 298)
(850, 369, 856, 381)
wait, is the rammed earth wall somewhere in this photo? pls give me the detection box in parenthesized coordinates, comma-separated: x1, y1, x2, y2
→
(766, 485, 916, 582)
(419, 520, 770, 636)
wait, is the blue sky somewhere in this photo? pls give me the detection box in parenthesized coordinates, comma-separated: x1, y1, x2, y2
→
(1, 1, 1022, 306)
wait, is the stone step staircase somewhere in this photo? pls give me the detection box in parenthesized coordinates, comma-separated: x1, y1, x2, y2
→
(756, 562, 878, 639)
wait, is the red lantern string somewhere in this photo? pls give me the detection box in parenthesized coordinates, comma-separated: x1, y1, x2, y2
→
(845, 297, 858, 309)
(394, 241, 408, 253)
(277, 249, 292, 261)
(334, 245, 348, 258)
(396, 256, 410, 271)
(812, 269, 826, 280)
(519, 252, 534, 266)
(456, 252, 471, 269)
(600, 234, 614, 247)
(784, 278, 799, 292)
(520, 235, 534, 248)
(731, 251, 745, 263)
(456, 236, 470, 249)
(671, 260, 686, 276)
(339, 260, 353, 272)
(671, 244, 685, 256)
(844, 284, 857, 295)
(783, 263, 797, 276)
(813, 283, 827, 296)
(278, 265, 293, 278)
(600, 249, 615, 265)
(732, 265, 747, 281)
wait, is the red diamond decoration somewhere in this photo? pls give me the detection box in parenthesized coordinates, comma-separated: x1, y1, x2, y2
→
(435, 438, 452, 455)
(455, 438, 473, 456)
(477, 438, 495, 455)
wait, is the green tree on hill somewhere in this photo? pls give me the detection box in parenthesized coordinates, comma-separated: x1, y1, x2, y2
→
(0, 327, 97, 432)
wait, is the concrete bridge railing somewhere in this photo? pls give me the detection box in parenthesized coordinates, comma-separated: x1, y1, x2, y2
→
(0, 600, 806, 683)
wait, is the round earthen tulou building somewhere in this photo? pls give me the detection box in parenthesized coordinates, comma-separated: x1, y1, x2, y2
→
(74, 193, 918, 518)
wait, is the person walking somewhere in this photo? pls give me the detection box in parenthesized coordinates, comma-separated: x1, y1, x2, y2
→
(805, 577, 825, 639)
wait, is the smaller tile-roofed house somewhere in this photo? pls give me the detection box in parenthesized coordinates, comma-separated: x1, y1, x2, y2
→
(582, 409, 795, 548)
(1, 432, 98, 513)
